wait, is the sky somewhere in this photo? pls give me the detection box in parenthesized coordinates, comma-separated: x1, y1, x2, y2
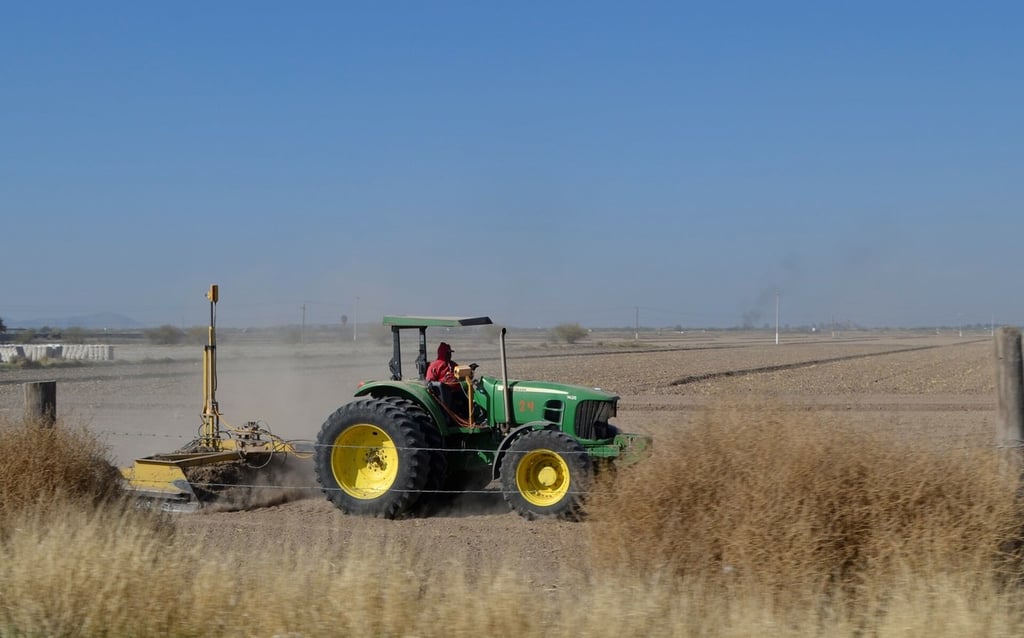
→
(1, 2, 1022, 330)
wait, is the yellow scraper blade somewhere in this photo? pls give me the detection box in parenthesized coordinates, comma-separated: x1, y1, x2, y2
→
(121, 458, 198, 501)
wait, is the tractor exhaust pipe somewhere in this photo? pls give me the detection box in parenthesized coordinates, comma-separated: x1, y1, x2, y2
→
(500, 327, 514, 428)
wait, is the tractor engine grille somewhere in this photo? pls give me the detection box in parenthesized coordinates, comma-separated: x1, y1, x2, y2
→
(575, 400, 617, 440)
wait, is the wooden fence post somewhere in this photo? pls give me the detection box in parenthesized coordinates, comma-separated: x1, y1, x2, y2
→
(23, 380, 57, 427)
(994, 327, 1024, 468)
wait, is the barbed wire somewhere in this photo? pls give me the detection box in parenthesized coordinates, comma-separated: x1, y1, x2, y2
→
(134, 481, 610, 501)
(100, 428, 608, 453)
(99, 430, 194, 440)
(102, 429, 1010, 456)
(110, 430, 1024, 503)
(175, 482, 596, 497)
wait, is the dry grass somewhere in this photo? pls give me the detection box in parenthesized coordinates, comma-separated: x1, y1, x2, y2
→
(3, 501, 1024, 637)
(4, 410, 1024, 636)
(587, 404, 1024, 618)
(0, 417, 122, 518)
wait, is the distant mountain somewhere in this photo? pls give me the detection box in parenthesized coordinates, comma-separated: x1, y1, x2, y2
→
(7, 313, 144, 330)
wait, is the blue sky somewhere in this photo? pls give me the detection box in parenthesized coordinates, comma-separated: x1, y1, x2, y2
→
(1, 2, 1021, 329)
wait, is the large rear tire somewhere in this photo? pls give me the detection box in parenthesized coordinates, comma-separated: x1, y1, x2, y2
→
(380, 396, 448, 516)
(500, 429, 593, 521)
(314, 397, 434, 519)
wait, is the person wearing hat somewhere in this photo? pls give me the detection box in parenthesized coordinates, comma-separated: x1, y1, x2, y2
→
(426, 342, 459, 386)
(426, 341, 470, 418)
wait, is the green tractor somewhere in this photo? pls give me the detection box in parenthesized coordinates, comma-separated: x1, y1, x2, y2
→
(313, 316, 650, 520)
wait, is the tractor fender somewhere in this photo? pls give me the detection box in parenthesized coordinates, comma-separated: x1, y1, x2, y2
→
(491, 421, 557, 481)
(354, 380, 452, 436)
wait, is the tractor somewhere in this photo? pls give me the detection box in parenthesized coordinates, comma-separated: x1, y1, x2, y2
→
(313, 315, 650, 520)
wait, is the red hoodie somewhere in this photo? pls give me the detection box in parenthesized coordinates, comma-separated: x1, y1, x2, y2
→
(426, 342, 458, 385)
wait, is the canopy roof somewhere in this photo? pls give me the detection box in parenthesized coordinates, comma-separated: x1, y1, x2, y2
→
(381, 315, 493, 328)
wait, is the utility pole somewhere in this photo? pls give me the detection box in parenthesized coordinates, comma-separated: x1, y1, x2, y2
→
(775, 290, 780, 345)
(634, 306, 639, 341)
(353, 297, 359, 342)
(995, 327, 1024, 470)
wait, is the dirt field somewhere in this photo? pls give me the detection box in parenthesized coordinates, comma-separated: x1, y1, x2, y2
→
(0, 329, 999, 585)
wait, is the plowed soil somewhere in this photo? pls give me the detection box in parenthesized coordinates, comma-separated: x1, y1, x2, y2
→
(0, 329, 998, 579)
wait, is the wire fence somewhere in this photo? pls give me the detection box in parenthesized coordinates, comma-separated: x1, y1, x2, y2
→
(105, 428, 1019, 502)
(101, 430, 597, 455)
(98, 428, 1015, 453)
(108, 429, 592, 497)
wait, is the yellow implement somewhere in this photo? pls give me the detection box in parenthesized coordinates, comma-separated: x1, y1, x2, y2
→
(121, 285, 311, 512)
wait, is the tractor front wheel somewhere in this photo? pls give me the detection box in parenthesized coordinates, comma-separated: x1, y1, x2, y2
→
(314, 398, 434, 519)
(500, 429, 593, 521)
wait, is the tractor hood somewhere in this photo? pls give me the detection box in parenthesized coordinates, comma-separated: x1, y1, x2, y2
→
(477, 376, 619, 438)
(498, 379, 619, 404)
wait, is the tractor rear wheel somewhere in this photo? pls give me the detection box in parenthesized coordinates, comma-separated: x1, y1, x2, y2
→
(379, 396, 448, 516)
(500, 429, 593, 521)
(314, 397, 434, 519)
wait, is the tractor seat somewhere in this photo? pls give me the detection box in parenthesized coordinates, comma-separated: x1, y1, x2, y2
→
(427, 380, 455, 403)
(427, 380, 465, 418)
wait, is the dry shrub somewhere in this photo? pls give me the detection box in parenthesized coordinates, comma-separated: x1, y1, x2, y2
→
(6, 410, 1024, 635)
(0, 502, 601, 637)
(0, 417, 122, 518)
(5, 503, 1024, 637)
(2, 468, 1024, 636)
(587, 404, 1024, 601)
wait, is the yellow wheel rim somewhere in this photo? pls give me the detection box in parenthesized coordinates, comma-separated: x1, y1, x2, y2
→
(515, 448, 570, 507)
(331, 424, 398, 499)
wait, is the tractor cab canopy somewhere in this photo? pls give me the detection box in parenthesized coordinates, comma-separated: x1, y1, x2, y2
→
(382, 315, 493, 381)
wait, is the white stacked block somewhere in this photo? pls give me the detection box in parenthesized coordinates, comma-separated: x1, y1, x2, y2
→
(0, 346, 25, 363)
(0, 343, 114, 362)
(22, 345, 62, 361)
(62, 344, 115, 361)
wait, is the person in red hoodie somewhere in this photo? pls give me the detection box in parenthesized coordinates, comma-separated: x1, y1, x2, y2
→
(426, 342, 459, 386)
(426, 341, 466, 418)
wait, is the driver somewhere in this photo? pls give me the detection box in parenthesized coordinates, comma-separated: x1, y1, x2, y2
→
(426, 342, 459, 387)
